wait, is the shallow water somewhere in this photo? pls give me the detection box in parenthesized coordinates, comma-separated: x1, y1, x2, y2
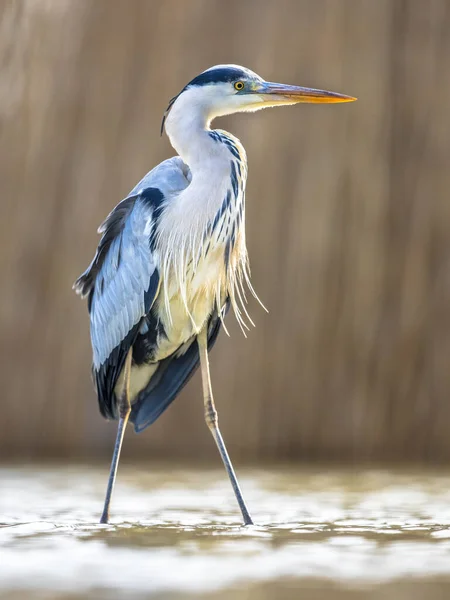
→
(2, 464, 450, 599)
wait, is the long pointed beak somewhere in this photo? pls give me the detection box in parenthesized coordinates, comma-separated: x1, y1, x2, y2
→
(256, 81, 356, 104)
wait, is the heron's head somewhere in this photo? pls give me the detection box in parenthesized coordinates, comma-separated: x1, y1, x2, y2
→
(162, 64, 356, 134)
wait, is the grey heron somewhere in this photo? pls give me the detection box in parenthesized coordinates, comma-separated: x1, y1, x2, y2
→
(74, 64, 355, 525)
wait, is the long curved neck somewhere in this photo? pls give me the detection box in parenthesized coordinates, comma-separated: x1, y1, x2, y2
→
(164, 88, 225, 172)
(165, 115, 210, 170)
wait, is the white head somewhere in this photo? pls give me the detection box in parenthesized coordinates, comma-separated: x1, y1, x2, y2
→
(162, 64, 355, 134)
(162, 64, 356, 166)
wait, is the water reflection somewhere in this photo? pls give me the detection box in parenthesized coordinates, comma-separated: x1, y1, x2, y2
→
(1, 465, 450, 598)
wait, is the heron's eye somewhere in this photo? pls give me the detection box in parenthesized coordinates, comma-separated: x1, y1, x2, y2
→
(234, 81, 245, 91)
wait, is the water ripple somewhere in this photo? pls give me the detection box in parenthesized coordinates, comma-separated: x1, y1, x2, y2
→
(1, 465, 450, 598)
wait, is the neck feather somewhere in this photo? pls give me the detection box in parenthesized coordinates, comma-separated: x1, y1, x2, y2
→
(164, 88, 220, 170)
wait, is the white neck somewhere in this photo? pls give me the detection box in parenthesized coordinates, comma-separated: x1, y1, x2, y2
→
(164, 86, 230, 172)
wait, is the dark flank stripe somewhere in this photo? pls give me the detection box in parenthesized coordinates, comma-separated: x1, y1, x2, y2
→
(206, 129, 246, 270)
(211, 211, 220, 232)
(217, 211, 231, 241)
(202, 222, 212, 245)
(208, 131, 241, 161)
(223, 139, 241, 161)
(139, 187, 165, 251)
(209, 131, 222, 143)
(133, 315, 167, 365)
(236, 200, 243, 226)
(212, 190, 232, 233)
(224, 238, 231, 270)
(230, 222, 236, 247)
(230, 161, 239, 198)
(208, 131, 220, 143)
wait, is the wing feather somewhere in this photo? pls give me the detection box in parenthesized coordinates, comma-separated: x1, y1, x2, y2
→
(74, 156, 192, 420)
(74, 190, 163, 418)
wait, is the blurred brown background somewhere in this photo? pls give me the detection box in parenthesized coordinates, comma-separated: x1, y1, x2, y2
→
(1, 0, 450, 463)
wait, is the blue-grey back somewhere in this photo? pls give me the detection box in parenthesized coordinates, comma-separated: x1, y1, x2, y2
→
(128, 156, 191, 199)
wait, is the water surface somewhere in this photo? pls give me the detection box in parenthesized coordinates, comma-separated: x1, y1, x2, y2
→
(2, 464, 450, 598)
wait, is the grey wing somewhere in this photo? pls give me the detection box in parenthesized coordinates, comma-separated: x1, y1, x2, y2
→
(74, 157, 191, 419)
(74, 192, 161, 419)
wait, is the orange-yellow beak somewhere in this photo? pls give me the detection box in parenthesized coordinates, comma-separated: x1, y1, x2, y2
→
(252, 81, 356, 104)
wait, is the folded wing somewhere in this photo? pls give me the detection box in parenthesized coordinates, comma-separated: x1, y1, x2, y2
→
(74, 189, 163, 418)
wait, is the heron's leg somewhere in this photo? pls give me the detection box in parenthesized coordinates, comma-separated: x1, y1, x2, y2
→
(100, 348, 133, 524)
(197, 329, 253, 526)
